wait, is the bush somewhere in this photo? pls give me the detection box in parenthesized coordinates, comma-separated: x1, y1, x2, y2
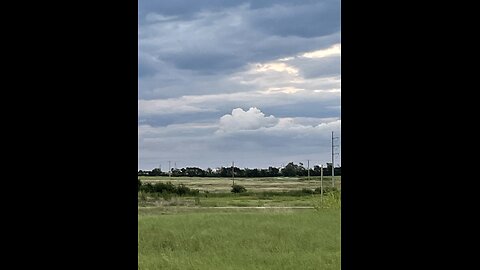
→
(153, 182, 176, 193)
(161, 191, 172, 201)
(176, 184, 190, 196)
(140, 183, 154, 193)
(189, 189, 200, 196)
(139, 181, 200, 196)
(138, 179, 142, 192)
(231, 184, 247, 193)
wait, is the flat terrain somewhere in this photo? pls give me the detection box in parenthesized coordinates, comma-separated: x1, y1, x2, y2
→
(138, 176, 341, 193)
(138, 209, 340, 270)
(138, 176, 341, 270)
(139, 193, 321, 208)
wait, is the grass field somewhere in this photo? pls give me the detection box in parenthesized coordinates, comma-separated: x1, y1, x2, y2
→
(138, 209, 340, 270)
(138, 193, 322, 208)
(138, 177, 341, 270)
(138, 176, 341, 193)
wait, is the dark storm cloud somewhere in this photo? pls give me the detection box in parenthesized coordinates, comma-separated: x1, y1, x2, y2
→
(139, 0, 340, 77)
(248, 1, 340, 38)
(138, 0, 339, 24)
(160, 51, 244, 74)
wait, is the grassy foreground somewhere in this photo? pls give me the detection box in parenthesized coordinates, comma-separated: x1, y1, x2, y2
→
(138, 209, 340, 270)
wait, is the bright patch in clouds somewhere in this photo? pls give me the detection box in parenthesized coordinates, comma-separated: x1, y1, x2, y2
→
(262, 87, 304, 94)
(301, 44, 341, 59)
(255, 62, 299, 75)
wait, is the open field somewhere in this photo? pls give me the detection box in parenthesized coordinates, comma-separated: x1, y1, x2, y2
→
(138, 193, 326, 208)
(138, 209, 340, 270)
(138, 177, 341, 270)
(138, 176, 341, 193)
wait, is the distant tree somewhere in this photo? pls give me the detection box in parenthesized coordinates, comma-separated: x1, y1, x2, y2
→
(282, 162, 297, 177)
(312, 165, 321, 176)
(334, 167, 341, 176)
(149, 168, 162, 176)
(268, 166, 280, 177)
(218, 167, 229, 177)
(322, 163, 332, 176)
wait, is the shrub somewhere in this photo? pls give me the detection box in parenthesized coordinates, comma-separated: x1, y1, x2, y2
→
(153, 182, 176, 193)
(189, 189, 200, 196)
(138, 179, 142, 192)
(231, 184, 247, 193)
(139, 181, 200, 196)
(176, 184, 190, 196)
(161, 191, 172, 201)
(140, 183, 154, 193)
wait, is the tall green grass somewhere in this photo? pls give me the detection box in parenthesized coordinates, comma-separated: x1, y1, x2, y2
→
(138, 210, 340, 270)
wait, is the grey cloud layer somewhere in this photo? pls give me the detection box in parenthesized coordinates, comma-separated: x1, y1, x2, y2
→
(139, 1, 340, 99)
(138, 0, 341, 169)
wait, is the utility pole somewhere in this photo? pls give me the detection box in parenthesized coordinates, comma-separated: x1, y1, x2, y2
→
(332, 131, 339, 188)
(168, 161, 171, 177)
(232, 161, 235, 186)
(307, 159, 310, 181)
(321, 164, 324, 203)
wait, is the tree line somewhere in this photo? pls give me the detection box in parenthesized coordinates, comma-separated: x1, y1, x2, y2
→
(138, 162, 341, 177)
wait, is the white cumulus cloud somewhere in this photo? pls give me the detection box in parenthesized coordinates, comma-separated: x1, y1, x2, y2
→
(218, 107, 278, 132)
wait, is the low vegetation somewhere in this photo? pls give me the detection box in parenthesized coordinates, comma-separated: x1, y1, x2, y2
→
(138, 179, 200, 196)
(138, 176, 341, 269)
(138, 209, 340, 270)
(231, 184, 247, 193)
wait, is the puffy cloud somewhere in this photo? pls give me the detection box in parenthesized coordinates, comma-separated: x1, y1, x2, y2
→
(219, 107, 278, 132)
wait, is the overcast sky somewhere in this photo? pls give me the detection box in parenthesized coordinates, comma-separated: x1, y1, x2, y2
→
(138, 0, 341, 170)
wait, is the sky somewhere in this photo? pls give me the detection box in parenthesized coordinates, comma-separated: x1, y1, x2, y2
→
(138, 0, 341, 170)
